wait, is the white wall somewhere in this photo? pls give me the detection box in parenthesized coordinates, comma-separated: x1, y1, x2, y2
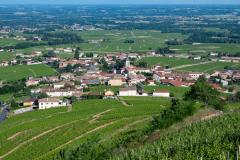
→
(153, 92, 170, 97)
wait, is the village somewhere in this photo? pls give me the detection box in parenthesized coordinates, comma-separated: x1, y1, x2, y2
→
(0, 46, 238, 114)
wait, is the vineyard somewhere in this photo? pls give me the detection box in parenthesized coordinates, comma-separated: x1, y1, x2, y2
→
(114, 111, 240, 160)
(0, 97, 170, 160)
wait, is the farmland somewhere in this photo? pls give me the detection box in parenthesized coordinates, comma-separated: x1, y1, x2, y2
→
(0, 64, 57, 81)
(0, 52, 15, 62)
(170, 43, 240, 55)
(0, 98, 170, 160)
(77, 30, 187, 53)
(180, 62, 240, 74)
(14, 30, 187, 54)
(140, 56, 203, 68)
(115, 111, 240, 160)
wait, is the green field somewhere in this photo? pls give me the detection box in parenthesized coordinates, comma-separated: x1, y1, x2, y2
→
(0, 98, 170, 160)
(140, 56, 203, 67)
(180, 62, 240, 73)
(0, 64, 57, 81)
(0, 52, 15, 62)
(170, 43, 240, 55)
(144, 85, 190, 98)
(0, 38, 23, 47)
(15, 30, 187, 54)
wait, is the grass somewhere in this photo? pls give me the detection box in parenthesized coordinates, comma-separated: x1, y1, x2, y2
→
(0, 52, 15, 62)
(0, 64, 58, 82)
(88, 85, 121, 94)
(179, 62, 240, 74)
(144, 85, 190, 98)
(0, 98, 170, 160)
(140, 56, 203, 67)
(0, 39, 23, 47)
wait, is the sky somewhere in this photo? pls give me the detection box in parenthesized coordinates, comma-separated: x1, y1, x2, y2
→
(0, 0, 240, 4)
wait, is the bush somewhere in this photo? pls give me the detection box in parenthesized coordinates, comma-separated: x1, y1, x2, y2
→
(152, 99, 196, 130)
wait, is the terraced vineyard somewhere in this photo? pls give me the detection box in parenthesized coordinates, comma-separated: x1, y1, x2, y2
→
(0, 97, 170, 160)
(114, 111, 240, 160)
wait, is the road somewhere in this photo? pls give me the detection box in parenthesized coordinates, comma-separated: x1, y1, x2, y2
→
(171, 61, 213, 70)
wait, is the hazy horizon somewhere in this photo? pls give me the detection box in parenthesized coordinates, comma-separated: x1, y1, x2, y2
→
(0, 0, 240, 5)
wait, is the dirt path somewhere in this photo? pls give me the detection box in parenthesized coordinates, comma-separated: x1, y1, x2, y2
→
(171, 61, 213, 70)
(0, 119, 84, 159)
(37, 121, 117, 160)
(101, 117, 151, 142)
(117, 97, 130, 107)
(89, 109, 113, 123)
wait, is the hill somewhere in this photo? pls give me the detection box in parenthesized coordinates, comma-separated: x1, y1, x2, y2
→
(0, 97, 170, 160)
(114, 111, 240, 160)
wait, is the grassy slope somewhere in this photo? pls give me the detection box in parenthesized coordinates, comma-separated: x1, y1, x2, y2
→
(114, 111, 240, 160)
(0, 98, 170, 160)
(0, 64, 57, 81)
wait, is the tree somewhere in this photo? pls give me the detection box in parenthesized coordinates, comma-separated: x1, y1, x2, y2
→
(10, 99, 18, 109)
(74, 47, 81, 60)
(184, 76, 224, 110)
(37, 93, 48, 99)
(44, 50, 56, 58)
(137, 61, 148, 68)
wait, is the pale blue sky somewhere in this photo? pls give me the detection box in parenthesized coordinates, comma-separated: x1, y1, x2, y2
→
(0, 0, 240, 4)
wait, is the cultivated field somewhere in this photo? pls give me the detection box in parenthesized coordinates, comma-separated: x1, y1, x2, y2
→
(140, 56, 203, 67)
(170, 43, 240, 55)
(15, 30, 187, 54)
(0, 64, 57, 81)
(115, 111, 240, 159)
(0, 52, 15, 62)
(0, 98, 170, 160)
(180, 62, 240, 74)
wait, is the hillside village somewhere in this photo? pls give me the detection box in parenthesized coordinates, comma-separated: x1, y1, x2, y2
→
(0, 46, 239, 114)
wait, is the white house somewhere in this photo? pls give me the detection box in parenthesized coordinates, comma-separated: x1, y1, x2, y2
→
(153, 89, 170, 97)
(43, 89, 83, 97)
(53, 82, 65, 89)
(38, 98, 66, 110)
(119, 87, 138, 96)
(188, 72, 204, 80)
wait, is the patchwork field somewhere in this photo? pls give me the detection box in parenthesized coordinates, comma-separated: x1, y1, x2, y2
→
(179, 62, 240, 74)
(0, 64, 57, 82)
(140, 56, 203, 67)
(170, 43, 240, 55)
(16, 30, 187, 54)
(0, 98, 170, 160)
